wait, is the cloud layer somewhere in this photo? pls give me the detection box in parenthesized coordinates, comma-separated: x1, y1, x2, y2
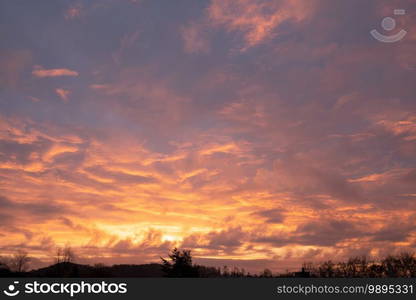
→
(0, 0, 415, 273)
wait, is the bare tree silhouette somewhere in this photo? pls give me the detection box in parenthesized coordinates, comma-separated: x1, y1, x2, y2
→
(0, 256, 10, 270)
(1, 248, 416, 278)
(382, 252, 416, 277)
(10, 250, 30, 273)
(303, 253, 416, 278)
(52, 245, 79, 277)
(398, 252, 416, 277)
(55, 245, 75, 264)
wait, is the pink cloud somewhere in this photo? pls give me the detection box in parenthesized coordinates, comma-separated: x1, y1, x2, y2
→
(32, 66, 79, 78)
(207, 0, 316, 49)
(64, 3, 83, 20)
(55, 88, 70, 102)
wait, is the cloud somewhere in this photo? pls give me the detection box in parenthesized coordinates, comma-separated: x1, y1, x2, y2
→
(89, 69, 193, 135)
(377, 115, 416, 142)
(182, 227, 246, 253)
(372, 219, 416, 242)
(76, 229, 174, 264)
(0, 195, 72, 223)
(181, 22, 210, 54)
(0, 137, 52, 166)
(1, 0, 416, 272)
(85, 165, 156, 185)
(32, 66, 78, 78)
(55, 88, 70, 102)
(294, 219, 367, 246)
(254, 219, 368, 247)
(252, 208, 285, 224)
(64, 3, 83, 20)
(207, 0, 315, 49)
(42, 144, 79, 161)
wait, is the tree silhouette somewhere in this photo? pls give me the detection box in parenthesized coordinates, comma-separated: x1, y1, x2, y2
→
(301, 252, 416, 278)
(55, 246, 75, 264)
(1, 248, 416, 278)
(0, 256, 10, 272)
(382, 252, 416, 277)
(10, 250, 30, 273)
(260, 268, 273, 277)
(397, 252, 416, 277)
(53, 246, 78, 277)
(319, 260, 335, 277)
(161, 248, 199, 277)
(0, 257, 12, 277)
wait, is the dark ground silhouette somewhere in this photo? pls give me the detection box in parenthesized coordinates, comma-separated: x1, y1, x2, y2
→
(1, 248, 416, 278)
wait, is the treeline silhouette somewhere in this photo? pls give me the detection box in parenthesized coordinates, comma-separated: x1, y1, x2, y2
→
(1, 247, 416, 278)
(302, 253, 416, 278)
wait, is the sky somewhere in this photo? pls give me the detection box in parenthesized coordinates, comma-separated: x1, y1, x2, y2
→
(1, 0, 416, 273)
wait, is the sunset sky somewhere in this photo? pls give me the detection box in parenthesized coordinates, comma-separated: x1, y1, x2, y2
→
(1, 0, 416, 273)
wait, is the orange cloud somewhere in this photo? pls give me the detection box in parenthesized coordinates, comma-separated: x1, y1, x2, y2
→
(55, 88, 70, 102)
(43, 144, 79, 162)
(1, 111, 415, 272)
(377, 115, 416, 141)
(2, 0, 416, 273)
(32, 66, 79, 78)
